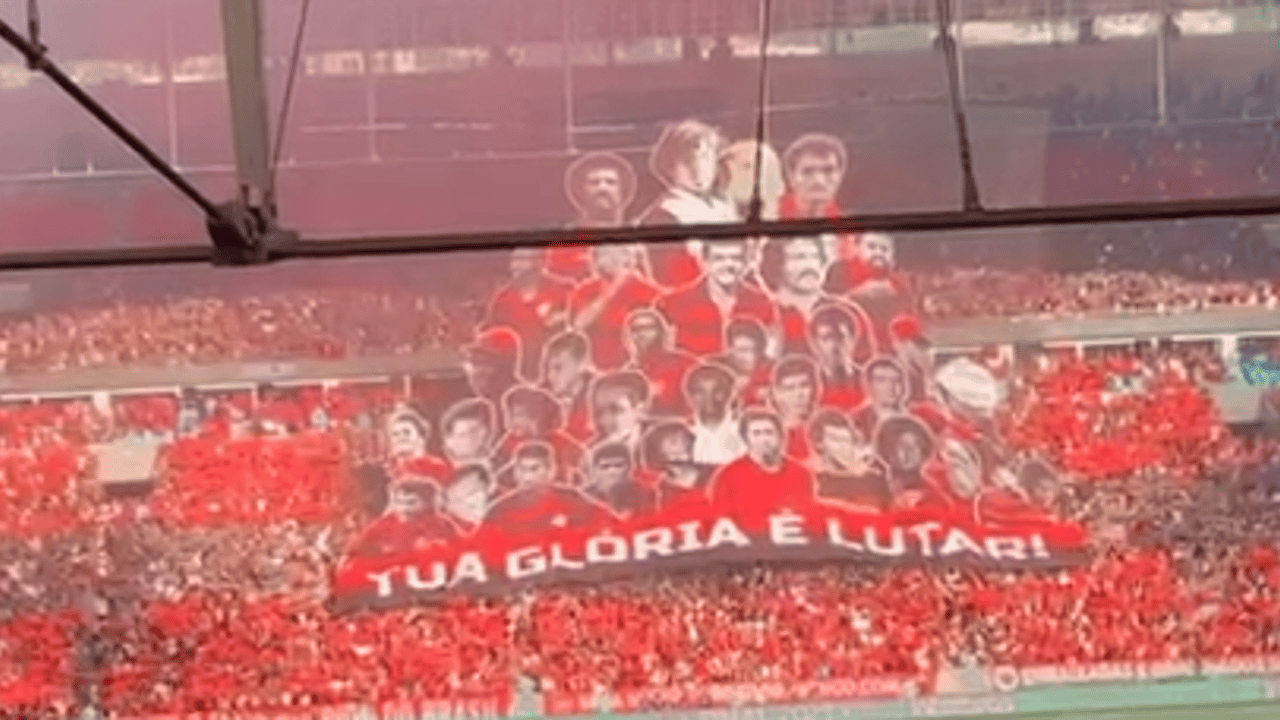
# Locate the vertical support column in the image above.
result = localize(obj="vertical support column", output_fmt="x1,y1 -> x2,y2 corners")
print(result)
562,0 -> 578,153
219,0 -> 276,216
954,0 -> 966,101
364,0 -> 379,162
165,0 -> 179,166
1155,0 -> 1169,125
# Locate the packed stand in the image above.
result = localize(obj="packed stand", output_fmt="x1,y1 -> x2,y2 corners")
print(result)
916,268 -> 1280,321
518,567 -> 936,701
0,255 -> 1277,379
3,395 -> 1279,717
0,400 -> 98,538
513,544 -> 1280,708
0,611 -> 80,719
999,344 -> 1230,482
97,592 -> 514,717
0,288 -> 493,375
0,257 -> 1275,379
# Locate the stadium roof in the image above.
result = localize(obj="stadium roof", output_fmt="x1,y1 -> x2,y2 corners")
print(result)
0,0 -> 1278,268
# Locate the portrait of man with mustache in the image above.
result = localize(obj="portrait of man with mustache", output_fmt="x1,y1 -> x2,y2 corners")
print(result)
552,151 -> 639,281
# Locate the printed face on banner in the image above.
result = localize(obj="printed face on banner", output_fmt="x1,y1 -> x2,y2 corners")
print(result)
868,360 -> 907,408
705,241 -> 749,289
783,133 -> 849,216
445,470 -> 490,526
584,168 -> 624,214
565,151 -> 637,227
389,483 -> 431,518
719,141 -> 785,218
862,232 -> 896,271
388,415 -> 428,459
783,238 -> 827,295
690,137 -> 720,193
744,416 -> 784,465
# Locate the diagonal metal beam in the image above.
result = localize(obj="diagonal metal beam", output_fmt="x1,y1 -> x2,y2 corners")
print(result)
0,194 -> 1274,272
0,16 -> 223,220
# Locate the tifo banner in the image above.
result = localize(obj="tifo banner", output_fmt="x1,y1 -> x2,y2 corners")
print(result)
324,120 -> 1090,610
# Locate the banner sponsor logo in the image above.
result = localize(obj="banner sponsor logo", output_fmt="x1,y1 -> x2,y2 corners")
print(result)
1201,654 -> 1280,677
988,660 -> 1198,692
613,677 -> 911,714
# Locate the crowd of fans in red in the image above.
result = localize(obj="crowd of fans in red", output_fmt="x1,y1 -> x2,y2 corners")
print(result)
0,289 -> 486,375
1000,345 -> 1230,482
0,333 -> 1275,717
0,261 -> 1273,377
0,241 -> 1278,717
5,539 -> 1280,718
0,612 -> 79,716
917,269 -> 1280,321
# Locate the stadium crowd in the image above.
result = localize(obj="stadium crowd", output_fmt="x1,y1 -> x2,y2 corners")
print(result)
0,277 -> 1274,718
917,268 -> 1280,321
0,261 -> 1273,376
2,120 -> 1280,720
0,289 -> 488,375
0,246 -> 1275,381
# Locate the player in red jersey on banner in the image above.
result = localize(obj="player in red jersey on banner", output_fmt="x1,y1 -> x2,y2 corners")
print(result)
485,442 -> 612,536
623,309 -> 697,418
492,386 -> 585,489
440,399 -> 497,471
440,464 -> 493,536
347,479 -> 458,557
715,318 -> 773,408
484,247 -> 572,381
587,371 -> 651,453
539,331 -> 597,444
580,442 -> 658,520
825,233 -> 914,349
384,408 -> 451,484
852,357 -> 915,439
780,133 -> 848,221
779,133 -> 861,282
808,304 -> 871,411
462,327 -> 524,408
568,244 -> 660,371
710,409 -> 816,529
656,238 -> 777,357
759,235 -> 874,361
767,356 -> 821,463
808,410 -> 893,513
642,422 -> 716,517
872,415 -> 953,511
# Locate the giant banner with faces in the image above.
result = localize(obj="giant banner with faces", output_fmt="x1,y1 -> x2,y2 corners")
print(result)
329,122 -> 1090,611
